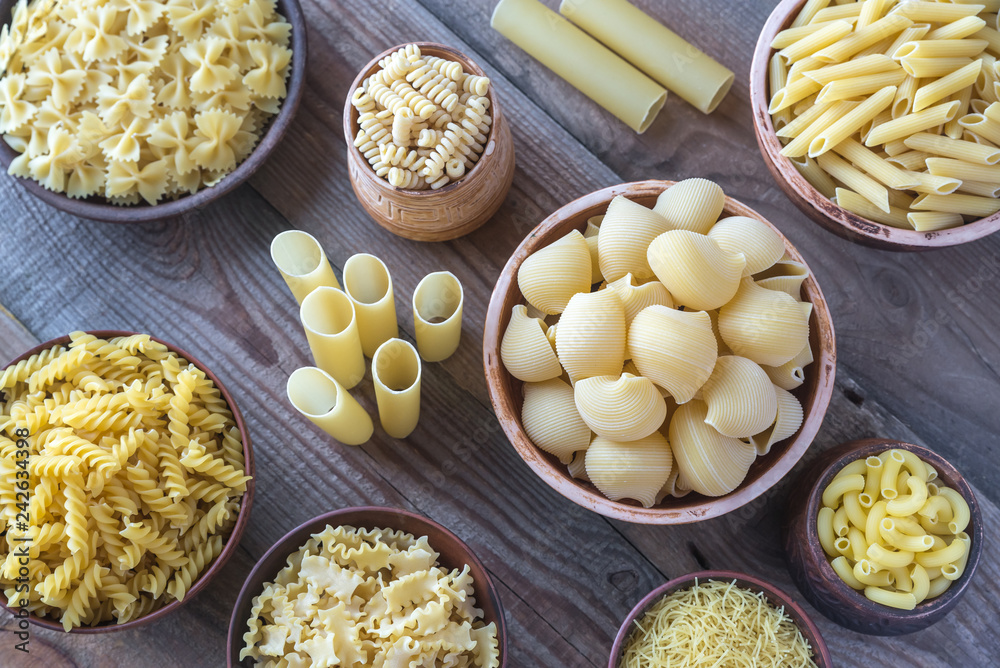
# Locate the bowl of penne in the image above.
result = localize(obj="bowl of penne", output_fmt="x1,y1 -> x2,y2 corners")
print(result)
751,0 -> 1000,250
0,330 -> 255,632
783,438 -> 983,635
483,179 -> 837,525
343,42 -> 516,242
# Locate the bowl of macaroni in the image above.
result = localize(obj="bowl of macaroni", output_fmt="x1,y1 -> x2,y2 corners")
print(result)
228,506 -> 506,667
0,0 -> 307,223
343,42 -> 516,242
783,438 -> 983,635
483,179 -> 837,524
0,330 -> 255,632
751,0 -> 1000,250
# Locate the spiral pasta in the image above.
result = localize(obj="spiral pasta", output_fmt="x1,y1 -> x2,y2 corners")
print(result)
352,43 -> 493,190
0,332 -> 250,629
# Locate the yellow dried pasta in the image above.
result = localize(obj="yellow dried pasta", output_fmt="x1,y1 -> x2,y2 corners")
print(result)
0,0 -> 293,204
0,332 -> 249,630
240,524 -> 500,667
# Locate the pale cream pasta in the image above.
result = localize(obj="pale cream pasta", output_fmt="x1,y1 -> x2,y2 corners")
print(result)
647,230 -> 746,311
669,401 -> 757,497
517,229 -> 592,315
573,373 -> 667,442
521,378 -> 591,463
584,433 -> 673,508
598,195 -> 673,281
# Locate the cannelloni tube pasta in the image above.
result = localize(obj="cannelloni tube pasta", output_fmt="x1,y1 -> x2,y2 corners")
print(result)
343,254 -> 400,358
817,448 -> 974,608
491,0 -> 667,133
270,231 -> 341,304
769,0 -> 1000,229
286,367 -> 373,446
557,0 -> 734,114
408,272 -> 465,363
372,338 -> 422,439
300,287 -> 366,390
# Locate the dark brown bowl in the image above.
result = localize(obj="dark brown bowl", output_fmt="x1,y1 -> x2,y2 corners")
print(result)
750,0 -> 1000,250
343,42 -> 516,242
0,330 -> 255,632
609,570 -> 832,667
783,438 -> 984,635
0,0 -> 307,223
483,180 -> 837,524
227,506 -> 507,667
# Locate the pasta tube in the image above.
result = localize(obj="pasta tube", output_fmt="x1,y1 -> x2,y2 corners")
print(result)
912,192 -> 1000,215
286,367 -> 373,446
300,287 -> 366,389
558,0 -> 733,113
865,100 -> 961,146
809,85 -> 897,156
372,338 -> 422,439
343,253 -> 399,358
270,230 -> 341,304
904,131 -> 1000,164
492,0 -> 667,133
412,271 -> 464,362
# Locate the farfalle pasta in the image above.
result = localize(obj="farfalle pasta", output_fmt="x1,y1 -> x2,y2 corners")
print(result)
0,0 -> 293,204
0,332 -> 249,629
240,524 -> 500,668
351,43 -> 493,190
501,179 -> 816,506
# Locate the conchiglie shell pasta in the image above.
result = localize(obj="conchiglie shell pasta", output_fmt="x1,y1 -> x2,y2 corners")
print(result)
763,341 -> 813,391
647,230 -> 746,310
753,256 -> 810,300
701,356 -> 778,439
706,310 -> 732,356
585,433 -> 673,508
718,277 -> 811,367
628,306 -> 718,404
517,229 -> 592,315
652,178 -> 726,234
707,216 -> 785,275
522,378 -> 592,463
500,305 -> 563,382
556,289 -> 627,381
574,373 -> 668,441
597,196 -> 674,282
585,215 -> 604,283
669,400 -> 757,497
604,273 -> 674,324
749,386 -> 804,456
568,449 -> 590,482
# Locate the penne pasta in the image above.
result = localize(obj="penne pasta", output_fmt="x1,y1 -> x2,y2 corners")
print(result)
835,188 -> 912,227
900,56 -> 975,77
957,179 -> 1000,195
817,69 -> 907,103
927,155 -> 1000,180
912,191 -> 1000,214
833,137 -> 921,188
779,20 -> 855,63
927,16 -> 988,41
773,19 -> 859,49
891,1 -> 985,24
809,85 -> 898,155
813,14 -> 915,63
782,101 -> 859,156
905,130 -> 1000,162
886,149 -> 931,170
865,100 -> 961,146
805,54 -> 901,85
914,60 -> 982,111
906,169 -> 963,194
792,155 -> 840,197
820,153 -> 892,211
794,0 -> 833,27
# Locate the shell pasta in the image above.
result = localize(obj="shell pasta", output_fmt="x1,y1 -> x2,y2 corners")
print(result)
501,179 -> 814,506
769,0 -> 1000,229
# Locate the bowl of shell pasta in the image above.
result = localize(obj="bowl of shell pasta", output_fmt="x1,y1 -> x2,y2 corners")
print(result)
0,330 -> 254,631
752,0 -> 1000,250
483,179 -> 837,524
0,0 -> 306,222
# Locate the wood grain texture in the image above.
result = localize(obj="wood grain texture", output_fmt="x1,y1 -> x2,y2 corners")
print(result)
0,0 -> 997,666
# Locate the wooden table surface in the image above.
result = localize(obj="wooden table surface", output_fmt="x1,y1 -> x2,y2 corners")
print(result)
1,0 -> 999,666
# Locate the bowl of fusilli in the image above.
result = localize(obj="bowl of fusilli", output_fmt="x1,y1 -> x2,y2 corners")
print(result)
0,330 -> 255,632
0,0 -> 307,223
344,42 -> 516,242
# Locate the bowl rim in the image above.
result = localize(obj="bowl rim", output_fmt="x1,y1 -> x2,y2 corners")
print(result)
795,437 -> 983,621
608,569 -> 832,668
341,41 -> 499,197
749,0 -> 1000,250
0,329 -> 256,632
225,505 -> 508,667
0,0 -> 308,223
483,179 -> 838,524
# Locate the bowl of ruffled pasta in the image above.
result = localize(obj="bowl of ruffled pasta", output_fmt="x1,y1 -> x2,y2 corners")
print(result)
343,41 -> 516,242
751,0 -> 1000,250
228,506 -> 506,667
0,0 -> 306,222
483,179 -> 837,525
0,330 -> 255,632
783,438 -> 983,636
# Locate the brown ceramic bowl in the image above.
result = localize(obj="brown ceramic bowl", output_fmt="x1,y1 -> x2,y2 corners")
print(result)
343,42 -> 516,242
783,438 -> 984,635
609,570 -> 832,667
0,330 -> 255,632
484,180 -> 837,524
227,506 -> 507,667
750,0 -> 1000,250
0,0 -> 306,223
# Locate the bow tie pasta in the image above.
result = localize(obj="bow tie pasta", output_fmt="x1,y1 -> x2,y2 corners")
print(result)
0,0 -> 293,205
